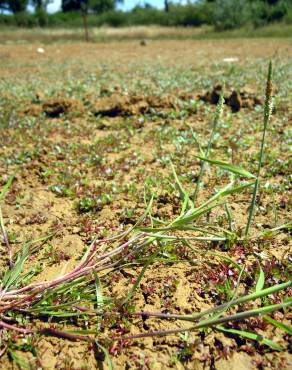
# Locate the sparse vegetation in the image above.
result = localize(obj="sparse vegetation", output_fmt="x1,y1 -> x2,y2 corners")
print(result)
0,37 -> 291,369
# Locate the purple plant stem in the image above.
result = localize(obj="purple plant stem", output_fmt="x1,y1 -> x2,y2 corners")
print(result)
0,320 -> 90,342
0,233 -> 148,315
131,311 -> 192,320
0,345 -> 7,358
121,326 -> 192,341
0,259 -> 121,312
0,320 -> 34,334
40,327 -> 91,341
4,233 -> 144,298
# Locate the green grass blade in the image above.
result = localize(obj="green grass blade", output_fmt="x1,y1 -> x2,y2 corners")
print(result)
217,325 -> 283,351
170,161 -> 194,210
175,182 -> 253,226
95,341 -> 114,370
193,300 -> 291,329
2,243 -> 30,289
263,316 -> 292,335
225,203 -> 233,231
178,281 -> 291,322
174,201 -> 225,226
255,265 -> 265,293
121,251 -> 158,306
195,156 -> 255,179
0,176 -> 14,202
8,350 -> 31,370
94,274 -> 104,314
124,299 -> 291,341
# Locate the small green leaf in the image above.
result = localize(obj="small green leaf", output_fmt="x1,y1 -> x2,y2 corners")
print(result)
170,161 -> 194,210
95,341 -> 113,370
94,274 -> 104,313
195,156 -> 255,179
0,175 -> 14,202
8,350 -> 31,370
2,243 -> 30,289
174,181 -> 254,226
256,265 -> 265,293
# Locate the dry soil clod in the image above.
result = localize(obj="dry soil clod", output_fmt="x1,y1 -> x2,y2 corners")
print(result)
42,97 -> 84,118
200,85 -> 263,112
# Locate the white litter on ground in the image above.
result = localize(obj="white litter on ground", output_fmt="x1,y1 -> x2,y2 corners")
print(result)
37,47 -> 45,54
223,57 -> 239,63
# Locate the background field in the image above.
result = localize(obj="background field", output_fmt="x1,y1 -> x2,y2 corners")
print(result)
1,23 -> 292,44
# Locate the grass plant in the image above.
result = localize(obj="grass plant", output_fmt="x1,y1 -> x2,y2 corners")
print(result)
245,61 -> 274,236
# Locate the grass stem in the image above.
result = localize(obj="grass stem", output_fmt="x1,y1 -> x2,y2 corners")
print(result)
245,61 -> 273,236
193,88 -> 225,203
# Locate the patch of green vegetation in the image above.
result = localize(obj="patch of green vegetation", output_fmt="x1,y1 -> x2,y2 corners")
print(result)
0,40 -> 291,369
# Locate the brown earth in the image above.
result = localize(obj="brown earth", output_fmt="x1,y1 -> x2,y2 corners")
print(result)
200,85 -> 263,112
0,39 -> 291,369
23,88 -> 263,119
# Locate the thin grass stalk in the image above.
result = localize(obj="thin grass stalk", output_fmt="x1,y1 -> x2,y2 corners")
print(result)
121,249 -> 159,306
193,89 -> 225,203
131,280 -> 291,322
192,300 -> 291,328
1,281 -> 290,338
245,61 -> 273,236
123,300 -> 291,341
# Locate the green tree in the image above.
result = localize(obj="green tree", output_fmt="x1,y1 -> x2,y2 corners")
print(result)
32,0 -> 42,9
29,0 -> 52,26
211,0 -> 251,30
62,0 -> 82,12
0,0 -> 28,13
61,0 -> 122,42
90,0 -> 122,13
62,0 -> 122,13
0,0 -> 8,10
164,0 -> 169,12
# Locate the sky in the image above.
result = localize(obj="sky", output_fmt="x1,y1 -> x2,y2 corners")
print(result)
47,1 -> 188,14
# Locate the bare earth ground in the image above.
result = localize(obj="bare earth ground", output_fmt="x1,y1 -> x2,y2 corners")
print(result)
0,39 -> 291,369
